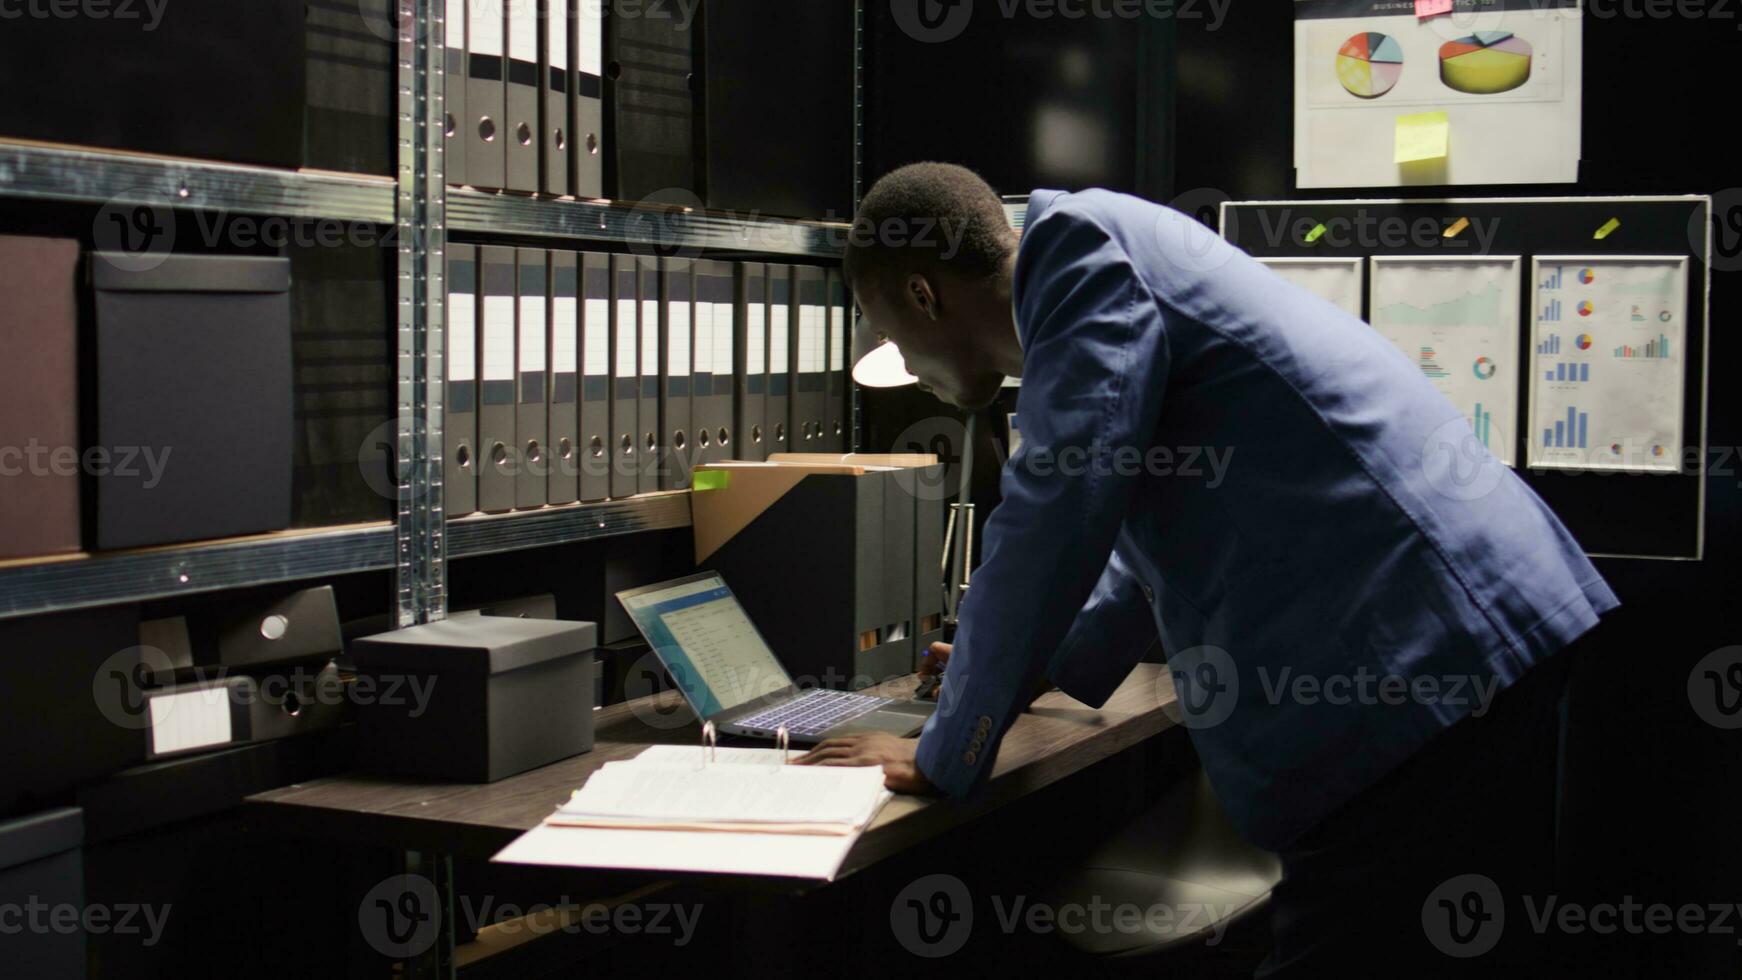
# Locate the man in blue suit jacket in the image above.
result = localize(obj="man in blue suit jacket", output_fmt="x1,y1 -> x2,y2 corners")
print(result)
798,163 -> 1616,971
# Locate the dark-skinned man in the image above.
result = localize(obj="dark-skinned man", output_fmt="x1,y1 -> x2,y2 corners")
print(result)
796,163 -> 1615,973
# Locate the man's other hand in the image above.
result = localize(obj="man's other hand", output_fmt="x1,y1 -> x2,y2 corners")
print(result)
793,732 -> 938,795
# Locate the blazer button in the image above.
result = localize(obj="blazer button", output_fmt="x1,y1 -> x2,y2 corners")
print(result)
963,751 -> 978,765
969,737 -> 984,752
977,715 -> 993,729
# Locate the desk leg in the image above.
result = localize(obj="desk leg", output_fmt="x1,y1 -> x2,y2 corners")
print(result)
401,850 -> 456,980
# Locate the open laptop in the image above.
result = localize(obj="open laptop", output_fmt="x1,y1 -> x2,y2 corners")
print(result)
616,572 -> 935,743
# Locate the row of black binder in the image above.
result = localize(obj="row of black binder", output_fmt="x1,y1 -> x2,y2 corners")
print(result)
446,247 -> 852,515
445,0 -> 603,196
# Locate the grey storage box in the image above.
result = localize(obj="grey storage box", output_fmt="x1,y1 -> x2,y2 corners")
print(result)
351,616 -> 597,782
0,808 -> 85,979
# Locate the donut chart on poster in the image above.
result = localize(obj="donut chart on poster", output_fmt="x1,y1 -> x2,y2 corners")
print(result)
1440,31 -> 1534,95
1337,32 -> 1404,99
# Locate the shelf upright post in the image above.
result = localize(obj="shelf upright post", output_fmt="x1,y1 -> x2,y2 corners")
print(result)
394,0 -> 449,628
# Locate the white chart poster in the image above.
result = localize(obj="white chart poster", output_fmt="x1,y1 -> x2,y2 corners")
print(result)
1293,0 -> 1582,188
1370,256 -> 1522,466
1258,257 -> 1366,319
1527,257 -> 1689,473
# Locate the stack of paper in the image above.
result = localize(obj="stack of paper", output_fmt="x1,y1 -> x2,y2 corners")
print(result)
492,746 -> 893,880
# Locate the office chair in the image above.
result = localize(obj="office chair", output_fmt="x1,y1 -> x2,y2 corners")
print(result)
1040,767 -> 1281,965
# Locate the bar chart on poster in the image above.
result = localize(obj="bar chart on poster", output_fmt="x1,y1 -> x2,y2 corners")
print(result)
1370,256 -> 1522,466
1529,257 -> 1689,473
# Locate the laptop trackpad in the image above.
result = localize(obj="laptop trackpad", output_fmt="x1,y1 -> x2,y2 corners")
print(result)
829,711 -> 925,738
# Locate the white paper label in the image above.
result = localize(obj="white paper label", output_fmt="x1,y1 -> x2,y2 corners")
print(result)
446,0 -> 465,51
585,299 -> 611,377
470,0 -> 503,57
550,0 -> 568,70
578,0 -> 603,75
520,293 -> 547,372
148,686 -> 232,756
746,305 -> 766,378
553,295 -> 578,372
713,300 -> 735,374
616,303 -> 636,376
449,291 -> 476,381
507,0 -> 536,62
484,295 -> 515,380
669,302 -> 691,373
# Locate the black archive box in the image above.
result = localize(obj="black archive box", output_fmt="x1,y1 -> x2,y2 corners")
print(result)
351,616 -> 598,782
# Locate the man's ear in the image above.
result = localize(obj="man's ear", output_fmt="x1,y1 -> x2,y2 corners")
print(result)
904,272 -> 939,321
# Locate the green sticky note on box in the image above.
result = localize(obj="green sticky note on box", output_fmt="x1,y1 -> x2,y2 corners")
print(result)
1396,111 -> 1450,164
692,470 -> 730,492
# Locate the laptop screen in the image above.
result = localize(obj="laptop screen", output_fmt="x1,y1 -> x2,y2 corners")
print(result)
619,574 -> 793,717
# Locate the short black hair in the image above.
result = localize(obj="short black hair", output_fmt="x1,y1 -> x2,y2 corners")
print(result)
843,162 -> 1016,293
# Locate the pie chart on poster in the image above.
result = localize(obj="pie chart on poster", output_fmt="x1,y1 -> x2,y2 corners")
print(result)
1440,31 -> 1534,95
1337,32 -> 1404,99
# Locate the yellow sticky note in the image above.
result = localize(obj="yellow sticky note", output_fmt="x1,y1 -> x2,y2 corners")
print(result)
1444,217 -> 1471,238
1595,218 -> 1621,240
1396,112 -> 1450,164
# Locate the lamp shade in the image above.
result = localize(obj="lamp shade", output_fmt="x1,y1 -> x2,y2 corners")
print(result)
851,339 -> 919,388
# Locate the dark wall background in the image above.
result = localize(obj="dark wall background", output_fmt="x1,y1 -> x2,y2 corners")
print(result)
867,8 -> 1739,976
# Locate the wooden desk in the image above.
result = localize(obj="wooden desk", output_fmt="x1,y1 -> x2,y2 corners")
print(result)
246,665 -> 1179,976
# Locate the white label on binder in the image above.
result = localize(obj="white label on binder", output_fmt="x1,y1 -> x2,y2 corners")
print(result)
450,289 -> 477,381
446,0 -> 465,51
642,300 -> 659,380
470,0 -> 503,56
148,686 -> 233,756
692,300 -> 712,373
714,299 -> 734,375
616,298 -> 637,376
746,302 -> 766,378
549,0 -> 568,70
520,291 -> 547,372
578,0 -> 603,76
484,295 -> 515,380
803,306 -> 826,372
769,306 -> 790,371
507,0 -> 535,62
554,294 -> 578,373
585,299 -> 611,377
669,301 -> 691,374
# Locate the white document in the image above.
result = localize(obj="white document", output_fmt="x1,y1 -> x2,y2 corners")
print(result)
1527,256 -> 1689,473
491,746 -> 892,881
1370,256 -> 1523,466
553,763 -> 885,829
1258,256 -> 1366,318
1293,0 -> 1583,187
492,821 -> 874,880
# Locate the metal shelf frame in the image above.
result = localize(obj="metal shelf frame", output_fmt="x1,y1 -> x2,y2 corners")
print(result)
0,140 -> 397,224
446,187 -> 848,259
0,0 -> 870,627
0,525 -> 397,621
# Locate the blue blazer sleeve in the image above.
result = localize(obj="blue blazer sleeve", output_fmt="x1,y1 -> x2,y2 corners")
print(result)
1046,544 -> 1161,707
915,203 -> 1170,797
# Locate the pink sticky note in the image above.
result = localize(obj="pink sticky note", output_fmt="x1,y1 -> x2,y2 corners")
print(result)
1416,0 -> 1453,17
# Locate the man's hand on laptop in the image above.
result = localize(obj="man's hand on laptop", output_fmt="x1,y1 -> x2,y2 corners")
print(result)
793,733 -> 938,795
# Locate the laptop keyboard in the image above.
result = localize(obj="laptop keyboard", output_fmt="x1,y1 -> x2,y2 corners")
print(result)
736,689 -> 896,738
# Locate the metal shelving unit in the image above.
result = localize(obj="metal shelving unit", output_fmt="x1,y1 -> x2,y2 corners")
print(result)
0,140 -> 397,223
447,187 -> 848,259
0,1 -> 859,630
0,525 -> 396,621
447,493 -> 691,560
